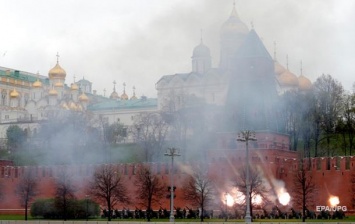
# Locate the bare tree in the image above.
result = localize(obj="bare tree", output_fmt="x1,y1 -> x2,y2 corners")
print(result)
15,168 -> 38,220
130,112 -> 169,162
134,165 -> 166,221
233,166 -> 269,219
339,93 -> 355,155
54,166 -> 76,221
182,168 -> 215,222
88,164 -> 129,221
313,74 -> 344,156
104,121 -> 127,145
292,158 -> 316,222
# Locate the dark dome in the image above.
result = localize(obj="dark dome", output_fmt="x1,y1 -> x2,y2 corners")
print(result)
192,43 -> 211,57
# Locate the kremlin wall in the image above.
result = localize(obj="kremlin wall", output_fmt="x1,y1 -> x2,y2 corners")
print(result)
0,131 -> 354,217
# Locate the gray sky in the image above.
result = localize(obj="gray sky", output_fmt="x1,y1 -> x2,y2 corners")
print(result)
0,0 -> 354,97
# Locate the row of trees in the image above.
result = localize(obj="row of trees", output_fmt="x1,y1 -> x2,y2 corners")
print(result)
12,167 -> 100,220
88,164 -> 215,222
281,74 -> 355,157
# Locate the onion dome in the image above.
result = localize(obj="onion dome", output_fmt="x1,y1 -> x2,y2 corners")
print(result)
120,82 -> 128,100
10,89 -> 19,98
71,83 -> 79,91
54,82 -> 64,87
69,102 -> 77,110
49,88 -> 58,96
121,92 -> 128,100
274,62 -> 287,75
33,79 -> 42,88
130,86 -> 137,100
49,62 -> 66,79
79,92 -> 89,102
110,91 -> 119,99
61,102 -> 69,110
221,5 -> 248,36
278,70 -> 299,86
192,42 -> 211,58
110,81 -> 120,99
298,75 -> 312,91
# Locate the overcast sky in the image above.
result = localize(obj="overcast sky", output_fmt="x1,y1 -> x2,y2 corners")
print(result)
0,0 -> 354,97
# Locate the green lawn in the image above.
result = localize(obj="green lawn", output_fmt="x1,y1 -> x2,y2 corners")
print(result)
1,215 -> 354,222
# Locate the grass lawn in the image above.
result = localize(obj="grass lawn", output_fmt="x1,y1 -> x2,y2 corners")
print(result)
0,216 -> 354,222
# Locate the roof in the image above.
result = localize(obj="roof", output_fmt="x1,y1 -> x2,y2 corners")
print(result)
235,29 -> 273,60
0,66 -> 48,84
76,78 -> 92,84
87,97 -> 157,111
156,72 -> 205,85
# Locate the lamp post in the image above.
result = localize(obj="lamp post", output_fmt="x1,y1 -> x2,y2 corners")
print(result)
164,147 -> 180,222
237,130 -> 257,223
224,192 -> 228,221
85,195 -> 90,221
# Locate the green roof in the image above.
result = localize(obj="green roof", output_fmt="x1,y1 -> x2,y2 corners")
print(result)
0,67 -> 48,84
88,97 -> 157,111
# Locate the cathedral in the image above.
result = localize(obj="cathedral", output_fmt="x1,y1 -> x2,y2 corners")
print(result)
156,4 -> 312,132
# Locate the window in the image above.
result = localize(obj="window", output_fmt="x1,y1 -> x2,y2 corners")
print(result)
1,90 -> 7,105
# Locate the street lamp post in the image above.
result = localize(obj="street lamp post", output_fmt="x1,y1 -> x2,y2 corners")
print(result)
85,195 -> 90,221
237,130 -> 257,223
164,147 -> 180,222
224,192 -> 228,222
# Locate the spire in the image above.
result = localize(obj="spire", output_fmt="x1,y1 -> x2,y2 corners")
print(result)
300,60 -> 303,75
286,55 -> 289,70
73,75 -> 76,83
273,41 -> 277,61
200,29 -> 203,44
123,82 -> 126,94
250,21 -> 254,29
103,88 -> 106,97
230,0 -> 239,18
113,80 -> 116,92
56,52 -> 60,63
131,86 -> 138,100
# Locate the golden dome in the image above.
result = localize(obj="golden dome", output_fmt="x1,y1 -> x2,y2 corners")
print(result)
48,88 -> 58,96
278,70 -> 299,86
69,102 -> 77,110
298,75 -> 312,91
79,92 -> 89,102
274,62 -> 286,75
49,62 -> 66,79
33,79 -> 42,88
221,6 -> 249,36
121,92 -> 128,100
10,89 -> 19,98
71,83 -> 79,91
54,82 -> 64,87
61,102 -> 69,110
130,94 -> 137,100
110,91 -> 119,99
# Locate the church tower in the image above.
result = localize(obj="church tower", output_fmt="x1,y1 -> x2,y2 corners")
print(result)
225,29 -> 281,132
191,36 -> 211,74
219,3 -> 249,71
